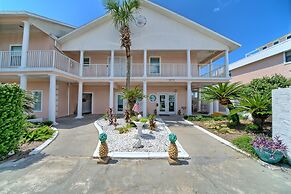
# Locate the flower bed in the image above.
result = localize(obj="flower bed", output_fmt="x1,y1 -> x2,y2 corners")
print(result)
94,118 -> 190,159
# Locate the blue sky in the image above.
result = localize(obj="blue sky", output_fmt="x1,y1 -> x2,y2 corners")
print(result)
1,0 -> 290,63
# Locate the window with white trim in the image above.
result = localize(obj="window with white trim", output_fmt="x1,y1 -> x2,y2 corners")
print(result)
285,50 -> 291,63
32,90 -> 42,112
83,57 -> 90,67
149,57 -> 160,74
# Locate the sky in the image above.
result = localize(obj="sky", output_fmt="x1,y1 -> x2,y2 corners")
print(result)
0,0 -> 290,63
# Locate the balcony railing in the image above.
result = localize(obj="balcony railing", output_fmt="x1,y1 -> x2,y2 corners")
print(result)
199,65 -> 227,78
83,64 -> 110,77
0,50 -> 80,76
147,63 -> 187,77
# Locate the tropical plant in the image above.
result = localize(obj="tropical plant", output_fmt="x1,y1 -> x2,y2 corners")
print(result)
104,0 -> 141,90
231,93 -> 272,130
148,114 -> 156,131
242,74 -> 291,97
22,125 -> 55,143
202,82 -> 244,124
122,87 -> 144,115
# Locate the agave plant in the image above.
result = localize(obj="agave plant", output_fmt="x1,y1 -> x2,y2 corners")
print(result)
231,93 -> 272,130
104,0 -> 141,90
202,82 -> 243,124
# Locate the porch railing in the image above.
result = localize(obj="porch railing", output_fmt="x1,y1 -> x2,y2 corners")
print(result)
147,63 -> 187,77
0,50 -> 80,76
83,64 -> 110,77
199,65 -> 227,78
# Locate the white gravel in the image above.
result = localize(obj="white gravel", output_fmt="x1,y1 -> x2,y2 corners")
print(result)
97,118 -> 170,152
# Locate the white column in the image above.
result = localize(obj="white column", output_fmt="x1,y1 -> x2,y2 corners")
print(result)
67,83 -> 70,116
143,81 -> 147,117
225,49 -> 229,77
19,74 -> 27,90
143,49 -> 147,77
110,50 -> 114,77
187,81 -> 192,115
109,81 -> 114,109
76,82 -> 83,119
198,88 -> 202,112
209,101 -> 214,115
48,74 -> 57,124
21,21 -> 30,68
209,60 -> 212,77
213,100 -> 219,113
79,50 -> 84,76
187,49 -> 191,78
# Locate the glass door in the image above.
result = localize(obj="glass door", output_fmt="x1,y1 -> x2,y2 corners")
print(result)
168,94 -> 175,113
159,94 -> 166,113
10,45 -> 22,66
116,93 -> 124,113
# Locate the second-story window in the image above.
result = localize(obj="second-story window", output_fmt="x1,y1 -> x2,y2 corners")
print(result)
285,50 -> 291,63
149,57 -> 161,75
83,57 -> 90,67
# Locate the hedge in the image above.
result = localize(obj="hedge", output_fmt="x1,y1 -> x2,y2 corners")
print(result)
0,83 -> 25,159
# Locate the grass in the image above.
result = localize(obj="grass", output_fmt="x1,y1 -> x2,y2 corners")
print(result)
232,135 -> 256,157
185,115 -> 228,122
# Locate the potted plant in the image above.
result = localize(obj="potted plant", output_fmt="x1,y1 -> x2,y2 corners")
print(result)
252,136 -> 287,164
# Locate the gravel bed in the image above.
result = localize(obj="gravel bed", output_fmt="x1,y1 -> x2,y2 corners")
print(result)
97,118 -> 171,152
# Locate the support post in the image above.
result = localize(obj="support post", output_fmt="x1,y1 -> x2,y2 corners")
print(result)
225,49 -> 229,77
187,81 -> 192,116
187,49 -> 191,78
110,50 -> 114,77
198,88 -> 202,112
143,81 -> 147,117
109,81 -> 114,109
49,74 -> 57,124
19,74 -> 27,90
143,49 -> 147,77
21,21 -> 30,68
209,101 -> 214,115
67,83 -> 71,116
79,50 -> 84,76
76,81 -> 83,119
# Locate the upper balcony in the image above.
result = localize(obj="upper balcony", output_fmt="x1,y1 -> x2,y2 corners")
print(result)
0,49 -> 229,81
0,50 -> 80,76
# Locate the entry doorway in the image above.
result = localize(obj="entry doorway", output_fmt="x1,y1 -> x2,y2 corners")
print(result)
115,92 -> 125,114
82,93 -> 92,114
157,93 -> 177,115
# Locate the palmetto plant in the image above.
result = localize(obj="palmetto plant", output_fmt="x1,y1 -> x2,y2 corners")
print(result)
202,82 -> 244,124
122,87 -> 144,115
104,0 -> 140,90
231,93 -> 272,130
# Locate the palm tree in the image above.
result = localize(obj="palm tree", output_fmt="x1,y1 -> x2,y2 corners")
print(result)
202,82 -> 243,124
231,93 -> 272,130
104,0 -> 140,90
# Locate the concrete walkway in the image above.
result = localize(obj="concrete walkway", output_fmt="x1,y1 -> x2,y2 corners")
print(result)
0,115 -> 290,193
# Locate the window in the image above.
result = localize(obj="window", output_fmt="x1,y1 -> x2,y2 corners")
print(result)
10,45 -> 22,66
149,57 -> 160,74
32,90 -> 42,112
285,50 -> 291,63
83,57 -> 90,67
262,46 -> 267,50
273,41 -> 279,45
287,35 -> 291,40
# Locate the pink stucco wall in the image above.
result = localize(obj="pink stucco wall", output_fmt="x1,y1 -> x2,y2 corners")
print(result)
231,53 -> 290,83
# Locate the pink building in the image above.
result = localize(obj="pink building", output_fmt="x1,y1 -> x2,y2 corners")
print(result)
230,33 -> 291,83
0,1 -> 240,123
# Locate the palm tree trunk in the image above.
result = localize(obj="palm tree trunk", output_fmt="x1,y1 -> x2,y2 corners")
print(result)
125,47 -> 131,90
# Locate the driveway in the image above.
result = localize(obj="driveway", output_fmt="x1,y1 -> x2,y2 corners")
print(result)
0,115 -> 290,194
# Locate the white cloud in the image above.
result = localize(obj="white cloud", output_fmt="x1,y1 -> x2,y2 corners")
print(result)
213,7 -> 220,12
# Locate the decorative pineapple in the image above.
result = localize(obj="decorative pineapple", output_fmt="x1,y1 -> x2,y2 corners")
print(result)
97,133 -> 110,164
168,133 -> 180,165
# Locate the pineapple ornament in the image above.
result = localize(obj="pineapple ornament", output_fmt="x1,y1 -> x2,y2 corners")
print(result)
97,133 -> 110,164
168,133 -> 180,165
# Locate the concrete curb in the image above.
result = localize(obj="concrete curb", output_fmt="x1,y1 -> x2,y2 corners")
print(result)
183,119 -> 289,171
29,127 -> 59,155
93,120 -> 190,159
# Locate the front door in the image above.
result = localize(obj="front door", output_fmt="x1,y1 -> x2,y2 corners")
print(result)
115,93 -> 125,114
158,93 -> 176,115
82,93 -> 92,114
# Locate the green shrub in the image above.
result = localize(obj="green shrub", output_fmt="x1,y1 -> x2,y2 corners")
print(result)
41,120 -> 53,126
22,126 -> 55,143
232,135 -> 256,156
116,124 -> 133,134
245,124 -> 259,132
139,118 -> 148,123
27,115 -> 36,119
0,83 -> 25,159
